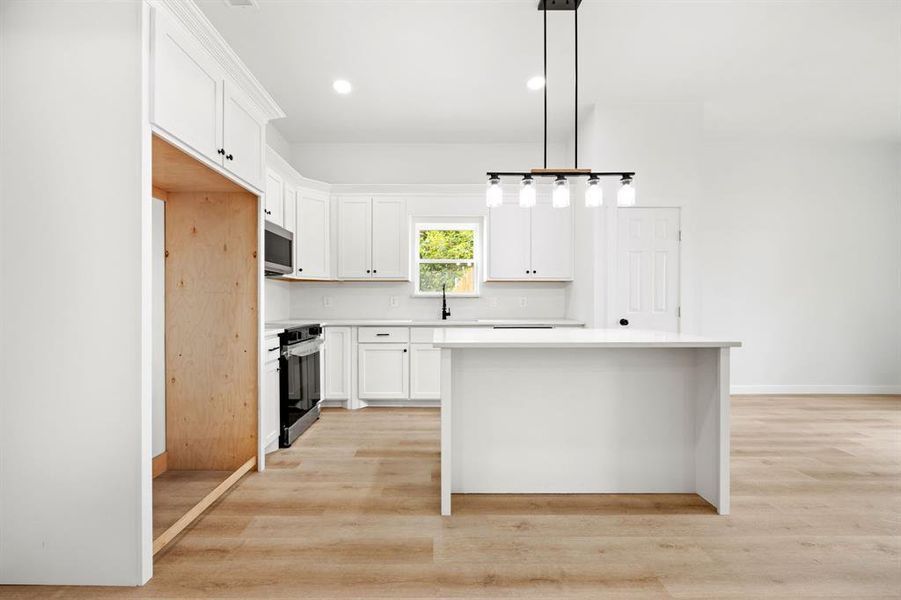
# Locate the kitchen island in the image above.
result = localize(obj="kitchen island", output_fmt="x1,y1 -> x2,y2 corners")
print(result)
434,328 -> 741,516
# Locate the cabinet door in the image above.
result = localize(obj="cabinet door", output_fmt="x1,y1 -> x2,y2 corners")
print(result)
323,327 -> 351,400
338,197 -> 372,278
409,343 -> 441,400
530,202 -> 574,280
150,7 -> 223,163
223,82 -> 265,190
264,169 -> 284,226
296,190 -> 330,279
488,202 -> 531,279
283,185 -> 297,236
263,359 -> 281,451
358,343 -> 409,400
371,198 -> 408,279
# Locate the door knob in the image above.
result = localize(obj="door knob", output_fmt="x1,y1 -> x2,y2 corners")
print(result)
619,318 -> 629,327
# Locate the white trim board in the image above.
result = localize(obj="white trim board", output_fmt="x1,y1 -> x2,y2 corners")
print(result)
731,385 -> 901,395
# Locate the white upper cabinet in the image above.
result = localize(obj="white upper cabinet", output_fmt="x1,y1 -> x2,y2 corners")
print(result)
149,4 -> 283,192
150,8 -> 223,161
283,184 -> 297,236
488,200 -> 573,281
371,198 -> 408,279
530,202 -> 574,280
488,202 -> 531,280
338,197 -> 372,278
264,169 -> 284,226
296,190 -> 330,279
223,82 -> 265,190
338,197 -> 408,280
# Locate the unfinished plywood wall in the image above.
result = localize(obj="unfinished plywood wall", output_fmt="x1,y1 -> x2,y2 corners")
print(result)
165,191 -> 258,470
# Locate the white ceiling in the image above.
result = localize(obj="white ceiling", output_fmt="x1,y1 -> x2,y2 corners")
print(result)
198,0 -> 901,144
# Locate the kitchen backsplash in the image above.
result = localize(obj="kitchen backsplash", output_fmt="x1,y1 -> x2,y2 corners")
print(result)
266,279 -> 569,321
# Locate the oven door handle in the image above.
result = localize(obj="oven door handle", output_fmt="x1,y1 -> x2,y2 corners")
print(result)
283,337 -> 323,359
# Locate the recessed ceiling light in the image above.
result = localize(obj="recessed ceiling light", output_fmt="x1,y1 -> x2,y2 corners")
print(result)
333,79 -> 352,95
526,75 -> 545,91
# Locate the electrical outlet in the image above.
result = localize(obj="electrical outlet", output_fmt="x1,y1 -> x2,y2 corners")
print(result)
519,297 -> 528,308
323,296 -> 333,308
489,297 -> 498,308
389,296 -> 399,308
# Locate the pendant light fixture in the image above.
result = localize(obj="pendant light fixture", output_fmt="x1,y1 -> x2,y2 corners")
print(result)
519,175 -> 537,207
585,174 -> 603,207
552,175 -> 570,208
617,175 -> 636,206
486,0 -> 636,209
486,174 -> 503,208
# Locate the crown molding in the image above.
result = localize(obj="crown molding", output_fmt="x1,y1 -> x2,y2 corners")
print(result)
150,0 -> 286,122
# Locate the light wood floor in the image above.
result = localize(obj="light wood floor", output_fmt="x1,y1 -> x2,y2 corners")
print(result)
2,395 -> 899,599
153,470 -> 231,539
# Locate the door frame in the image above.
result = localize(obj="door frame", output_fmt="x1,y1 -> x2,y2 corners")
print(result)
603,206 -> 683,332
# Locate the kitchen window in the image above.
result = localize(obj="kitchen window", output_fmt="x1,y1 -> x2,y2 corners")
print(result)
414,221 -> 481,296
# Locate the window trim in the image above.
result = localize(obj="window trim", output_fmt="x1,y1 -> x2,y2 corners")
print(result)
413,221 -> 481,297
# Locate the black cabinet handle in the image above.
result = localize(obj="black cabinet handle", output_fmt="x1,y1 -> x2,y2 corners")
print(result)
226,153 -> 234,161
533,270 -> 537,274
376,333 -> 390,337
619,318 -> 629,327
372,269 -> 377,274
403,348 -> 407,353
267,346 -> 280,352
366,269 -> 371,273
217,148 -> 225,155
298,268 -> 303,272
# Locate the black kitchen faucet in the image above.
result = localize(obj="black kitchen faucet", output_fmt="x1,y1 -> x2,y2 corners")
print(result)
441,284 -> 451,320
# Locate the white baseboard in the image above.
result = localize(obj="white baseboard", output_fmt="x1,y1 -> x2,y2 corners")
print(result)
731,385 -> 901,395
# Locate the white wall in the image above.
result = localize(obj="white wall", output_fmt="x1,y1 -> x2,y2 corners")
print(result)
266,122 -> 292,162
0,0 -> 149,585
582,102 -> 901,393
291,142 -> 567,184
699,140 -> 901,393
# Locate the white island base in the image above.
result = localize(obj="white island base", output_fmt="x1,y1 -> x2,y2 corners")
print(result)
435,328 -> 741,516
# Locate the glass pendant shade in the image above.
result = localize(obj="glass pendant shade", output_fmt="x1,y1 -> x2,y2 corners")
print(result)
519,177 -> 537,208
585,178 -> 603,207
552,177 -> 570,208
486,177 -> 503,208
617,178 -> 636,206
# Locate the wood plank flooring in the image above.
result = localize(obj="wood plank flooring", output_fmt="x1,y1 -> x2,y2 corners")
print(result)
153,470 -> 232,539
2,395 -> 899,599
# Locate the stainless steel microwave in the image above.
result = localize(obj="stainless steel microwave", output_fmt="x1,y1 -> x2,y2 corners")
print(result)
264,221 -> 293,276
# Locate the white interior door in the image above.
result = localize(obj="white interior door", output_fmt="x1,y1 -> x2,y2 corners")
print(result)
615,207 -> 681,332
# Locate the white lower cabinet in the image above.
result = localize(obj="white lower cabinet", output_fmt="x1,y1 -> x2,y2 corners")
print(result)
262,340 -> 281,452
410,343 -> 441,400
358,343 -> 409,400
323,327 -> 351,399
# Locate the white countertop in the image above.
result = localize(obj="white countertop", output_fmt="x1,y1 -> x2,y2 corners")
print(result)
264,318 -> 585,332
432,327 -> 741,349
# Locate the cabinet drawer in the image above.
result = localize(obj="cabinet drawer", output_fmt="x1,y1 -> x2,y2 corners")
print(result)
264,336 -> 281,362
410,327 -> 436,344
357,327 -> 410,343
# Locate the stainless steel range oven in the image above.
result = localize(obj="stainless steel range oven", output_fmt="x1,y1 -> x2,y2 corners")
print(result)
279,325 -> 323,447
